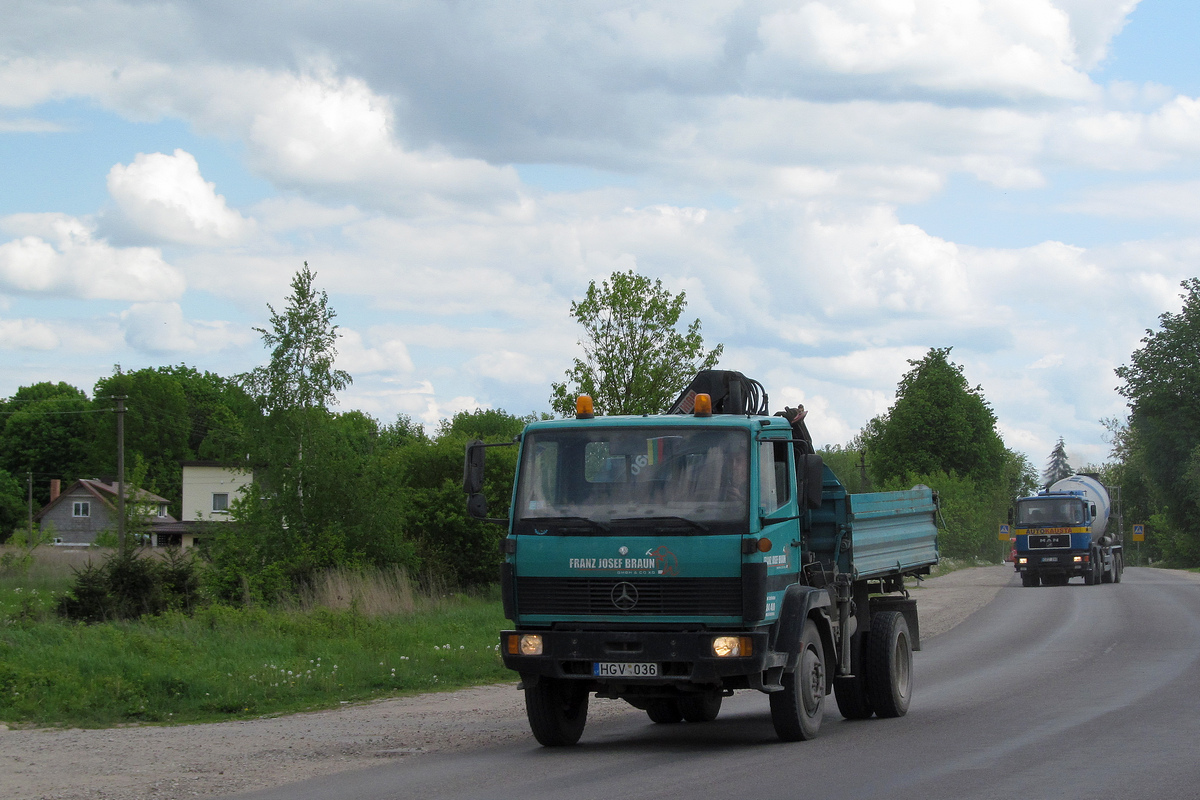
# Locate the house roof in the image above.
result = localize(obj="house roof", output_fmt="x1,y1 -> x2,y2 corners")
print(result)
34,479 -> 176,523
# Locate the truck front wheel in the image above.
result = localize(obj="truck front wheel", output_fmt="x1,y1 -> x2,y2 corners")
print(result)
679,691 -> 722,722
525,678 -> 589,746
770,618 -> 826,741
865,611 -> 912,718
1021,571 -> 1039,587
645,700 -> 683,723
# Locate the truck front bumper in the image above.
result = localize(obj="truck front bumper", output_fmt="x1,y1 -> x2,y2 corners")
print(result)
500,628 -> 776,686
1018,553 -> 1087,575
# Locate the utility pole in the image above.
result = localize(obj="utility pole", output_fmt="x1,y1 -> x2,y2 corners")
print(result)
27,471 -> 33,550
116,395 -> 126,552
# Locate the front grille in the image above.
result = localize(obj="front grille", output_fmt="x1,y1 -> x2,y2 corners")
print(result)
516,577 -> 742,616
1028,533 -> 1071,549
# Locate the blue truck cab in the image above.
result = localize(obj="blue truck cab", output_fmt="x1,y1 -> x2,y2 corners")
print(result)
464,371 -> 939,745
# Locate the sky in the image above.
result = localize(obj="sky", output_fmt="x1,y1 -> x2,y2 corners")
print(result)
2,0 -> 1198,473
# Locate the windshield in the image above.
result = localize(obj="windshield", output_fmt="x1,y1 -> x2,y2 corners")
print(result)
514,426 -> 749,534
1016,497 -> 1084,527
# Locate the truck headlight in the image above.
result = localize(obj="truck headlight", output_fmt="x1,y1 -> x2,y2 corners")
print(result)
1073,556 -> 1083,563
1018,557 -> 1027,565
507,634 -> 543,655
712,636 -> 752,657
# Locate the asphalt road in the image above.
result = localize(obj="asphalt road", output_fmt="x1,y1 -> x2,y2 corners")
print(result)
226,567 -> 1200,800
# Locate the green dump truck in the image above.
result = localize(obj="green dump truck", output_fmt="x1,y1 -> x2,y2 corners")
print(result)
464,371 -> 939,745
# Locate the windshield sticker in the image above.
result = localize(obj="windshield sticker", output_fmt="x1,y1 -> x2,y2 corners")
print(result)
569,546 -> 680,576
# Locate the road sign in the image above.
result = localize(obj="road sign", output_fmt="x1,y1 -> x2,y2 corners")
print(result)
1133,524 -> 1145,542
998,524 -> 1010,541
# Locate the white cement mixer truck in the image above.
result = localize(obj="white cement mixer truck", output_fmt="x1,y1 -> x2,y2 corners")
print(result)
1011,474 -> 1123,587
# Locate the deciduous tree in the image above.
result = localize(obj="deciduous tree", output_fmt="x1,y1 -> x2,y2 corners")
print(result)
1116,278 -> 1200,564
864,347 -> 1006,486
0,382 -> 98,506
237,263 -> 352,534
550,270 -> 723,416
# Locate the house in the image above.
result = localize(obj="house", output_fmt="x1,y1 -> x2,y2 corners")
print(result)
152,461 -> 253,549
34,478 -> 175,546
181,461 -> 253,522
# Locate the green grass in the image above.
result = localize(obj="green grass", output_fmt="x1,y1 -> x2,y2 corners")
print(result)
0,594 -> 511,728
0,548 -> 513,728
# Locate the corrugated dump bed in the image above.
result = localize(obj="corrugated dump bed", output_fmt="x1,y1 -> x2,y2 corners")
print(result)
847,487 -> 940,579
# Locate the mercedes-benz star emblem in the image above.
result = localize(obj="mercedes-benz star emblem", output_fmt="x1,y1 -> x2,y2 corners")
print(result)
611,581 -> 639,611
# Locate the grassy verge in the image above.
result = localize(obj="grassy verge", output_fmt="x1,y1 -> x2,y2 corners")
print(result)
0,548 -> 512,729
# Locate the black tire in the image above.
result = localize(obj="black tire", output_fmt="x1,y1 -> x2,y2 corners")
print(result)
1021,571 -> 1039,587
833,632 -> 873,719
1114,553 -> 1123,583
646,699 -> 683,724
865,611 -> 912,719
524,678 -> 589,746
1084,556 -> 1098,585
679,692 -> 722,722
1101,553 -> 1114,583
770,618 -> 826,741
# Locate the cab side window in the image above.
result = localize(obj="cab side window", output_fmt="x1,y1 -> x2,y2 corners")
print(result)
759,440 -> 792,514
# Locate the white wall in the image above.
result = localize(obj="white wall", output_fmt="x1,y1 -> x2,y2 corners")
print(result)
181,465 -> 252,522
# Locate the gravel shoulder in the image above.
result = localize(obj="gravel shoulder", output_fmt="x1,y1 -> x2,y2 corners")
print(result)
2,565 -> 1016,800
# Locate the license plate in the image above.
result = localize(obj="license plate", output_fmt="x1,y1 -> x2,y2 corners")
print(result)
593,662 -> 659,677
1041,556 -> 1057,562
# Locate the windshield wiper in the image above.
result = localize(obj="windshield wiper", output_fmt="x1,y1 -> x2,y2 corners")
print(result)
526,515 -> 610,534
610,515 -> 709,533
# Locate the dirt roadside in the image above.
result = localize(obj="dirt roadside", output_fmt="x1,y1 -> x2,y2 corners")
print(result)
1,565 -> 1016,800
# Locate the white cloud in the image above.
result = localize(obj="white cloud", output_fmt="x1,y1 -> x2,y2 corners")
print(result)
0,116 -> 65,132
120,302 -> 252,355
464,350 -> 553,385
748,0 -> 1096,101
250,197 -> 362,233
0,214 -> 184,301
0,317 -> 60,350
107,150 -> 255,245
334,328 -> 415,375
1062,180 -> 1200,220
242,70 -> 523,212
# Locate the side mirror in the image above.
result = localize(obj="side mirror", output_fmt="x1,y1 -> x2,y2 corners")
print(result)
467,493 -> 489,519
463,439 -> 486,495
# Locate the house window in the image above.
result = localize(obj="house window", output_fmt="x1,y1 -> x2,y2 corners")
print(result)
212,493 -> 229,513
73,501 -> 90,518
158,504 -> 167,517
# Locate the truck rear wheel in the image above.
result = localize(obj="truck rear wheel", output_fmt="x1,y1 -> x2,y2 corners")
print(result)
679,692 -> 722,722
1021,572 -> 1039,587
525,678 -> 589,746
645,699 -> 683,724
865,611 -> 912,718
1114,553 -> 1123,583
770,618 -> 826,741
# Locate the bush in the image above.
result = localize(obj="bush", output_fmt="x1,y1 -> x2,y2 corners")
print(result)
56,549 -> 204,623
